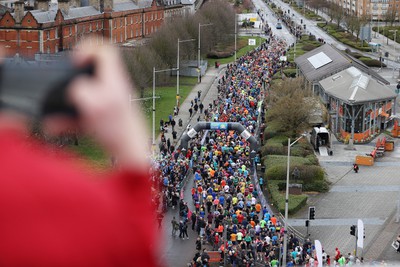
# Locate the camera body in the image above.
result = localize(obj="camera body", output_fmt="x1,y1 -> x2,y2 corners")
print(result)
0,61 -> 94,119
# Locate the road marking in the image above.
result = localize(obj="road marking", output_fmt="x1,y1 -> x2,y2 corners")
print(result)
288,217 -> 386,226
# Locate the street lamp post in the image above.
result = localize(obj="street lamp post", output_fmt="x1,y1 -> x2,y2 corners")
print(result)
198,23 -> 213,83
177,38 -> 195,108
389,29 -> 398,52
153,67 -> 177,156
283,134 -> 306,267
235,14 -> 237,61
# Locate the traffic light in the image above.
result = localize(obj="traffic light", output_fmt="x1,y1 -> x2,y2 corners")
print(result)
350,225 -> 356,236
308,206 -> 315,220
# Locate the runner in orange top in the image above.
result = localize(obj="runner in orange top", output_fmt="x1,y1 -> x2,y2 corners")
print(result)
270,215 -> 277,226
255,203 -> 261,213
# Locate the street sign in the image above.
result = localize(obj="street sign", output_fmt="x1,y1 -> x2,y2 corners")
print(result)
248,39 -> 256,46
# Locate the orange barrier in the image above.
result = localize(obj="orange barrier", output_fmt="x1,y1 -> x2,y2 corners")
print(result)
355,155 -> 374,166
206,251 -> 222,263
385,141 -> 394,151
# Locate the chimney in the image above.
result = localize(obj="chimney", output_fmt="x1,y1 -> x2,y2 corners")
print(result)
58,0 -> 70,14
13,1 -> 25,24
36,0 -> 50,11
89,0 -> 100,10
102,0 -> 113,12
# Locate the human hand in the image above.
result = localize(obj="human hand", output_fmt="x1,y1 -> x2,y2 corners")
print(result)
67,40 -> 150,171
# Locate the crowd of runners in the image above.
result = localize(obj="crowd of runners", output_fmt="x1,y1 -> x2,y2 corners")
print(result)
150,24 -> 368,266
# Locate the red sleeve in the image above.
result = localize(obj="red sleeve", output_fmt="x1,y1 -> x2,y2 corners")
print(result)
0,129 -> 161,267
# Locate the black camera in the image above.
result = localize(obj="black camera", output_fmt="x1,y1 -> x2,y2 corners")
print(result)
0,61 -> 94,119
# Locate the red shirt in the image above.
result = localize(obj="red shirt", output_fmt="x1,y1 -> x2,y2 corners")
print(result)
0,129 -> 160,267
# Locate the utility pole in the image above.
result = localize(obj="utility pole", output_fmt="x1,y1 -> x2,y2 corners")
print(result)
198,23 -> 212,83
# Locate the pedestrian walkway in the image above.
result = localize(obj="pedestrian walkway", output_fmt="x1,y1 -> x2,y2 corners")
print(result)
155,66 -> 224,151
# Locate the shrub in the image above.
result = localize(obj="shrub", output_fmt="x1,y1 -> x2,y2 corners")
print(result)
272,72 -> 282,80
265,164 -> 324,182
303,180 -> 329,192
302,44 -> 317,51
207,51 -> 233,58
267,181 -> 308,214
359,57 -> 386,67
266,135 -> 288,146
283,68 -> 297,78
261,145 -> 286,157
263,125 -> 279,141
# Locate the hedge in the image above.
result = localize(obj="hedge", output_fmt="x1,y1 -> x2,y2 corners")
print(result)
265,164 -> 325,183
264,155 -> 317,173
359,57 -> 387,68
267,181 -> 308,215
283,68 -> 297,78
302,180 -> 329,192
263,125 -> 281,141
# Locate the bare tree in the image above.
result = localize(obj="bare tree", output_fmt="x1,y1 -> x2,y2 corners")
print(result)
307,0 -> 327,15
330,2 -> 345,28
383,8 -> 397,26
344,14 -> 359,37
123,46 -> 165,98
266,78 -> 312,136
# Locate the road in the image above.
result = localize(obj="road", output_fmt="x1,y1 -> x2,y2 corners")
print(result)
159,66 -> 224,267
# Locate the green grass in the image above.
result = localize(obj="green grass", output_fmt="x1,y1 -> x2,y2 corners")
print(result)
142,76 -> 197,137
208,36 -> 266,66
267,180 -> 308,215
68,136 -> 110,170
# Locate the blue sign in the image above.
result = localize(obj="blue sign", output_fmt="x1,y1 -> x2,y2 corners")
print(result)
210,122 -> 228,130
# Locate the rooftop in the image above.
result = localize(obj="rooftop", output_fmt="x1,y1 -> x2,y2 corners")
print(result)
319,66 -> 397,104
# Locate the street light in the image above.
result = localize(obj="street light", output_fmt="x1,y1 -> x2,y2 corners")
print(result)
177,38 -> 195,108
389,29 -> 398,52
282,134 -> 306,267
235,14 -> 238,62
198,23 -> 213,83
152,67 -> 177,156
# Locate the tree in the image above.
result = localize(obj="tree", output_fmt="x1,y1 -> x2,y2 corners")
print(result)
307,0 -> 327,15
344,14 -> 359,38
330,2 -> 345,28
383,8 -> 397,26
266,78 -> 312,136
123,46 -> 165,98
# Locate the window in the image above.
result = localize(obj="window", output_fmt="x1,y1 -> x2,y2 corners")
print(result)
89,24 -> 92,31
69,26 -> 72,35
46,31 -> 50,39
55,30 -> 58,38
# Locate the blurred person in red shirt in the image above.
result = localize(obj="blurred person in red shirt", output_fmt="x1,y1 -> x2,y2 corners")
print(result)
0,42 -> 160,267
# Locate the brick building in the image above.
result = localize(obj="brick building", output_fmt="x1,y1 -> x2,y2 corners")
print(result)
0,0 -> 166,58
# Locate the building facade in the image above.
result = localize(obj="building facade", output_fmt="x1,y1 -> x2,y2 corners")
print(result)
327,0 -> 400,20
0,0 -> 166,58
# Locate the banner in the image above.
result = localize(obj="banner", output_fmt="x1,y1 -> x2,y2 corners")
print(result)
357,219 -> 364,248
315,240 -> 323,267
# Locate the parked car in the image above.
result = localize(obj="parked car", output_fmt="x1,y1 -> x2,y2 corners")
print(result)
276,22 -> 282,29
